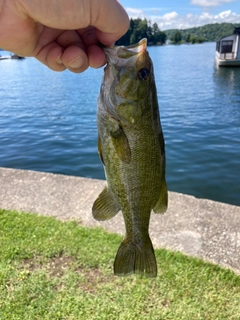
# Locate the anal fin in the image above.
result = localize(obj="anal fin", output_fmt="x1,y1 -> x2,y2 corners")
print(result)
92,187 -> 120,221
153,179 -> 168,214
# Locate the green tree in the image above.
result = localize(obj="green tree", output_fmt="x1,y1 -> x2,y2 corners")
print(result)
186,34 -> 191,43
130,19 -> 150,44
150,22 -> 167,44
115,18 -> 167,46
172,31 -> 182,44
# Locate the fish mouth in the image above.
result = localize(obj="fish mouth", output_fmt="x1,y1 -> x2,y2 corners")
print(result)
104,38 -> 147,63
102,38 -> 148,105
116,38 -> 147,59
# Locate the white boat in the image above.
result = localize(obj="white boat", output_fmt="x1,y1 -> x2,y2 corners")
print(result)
215,27 -> 240,67
0,53 -> 25,60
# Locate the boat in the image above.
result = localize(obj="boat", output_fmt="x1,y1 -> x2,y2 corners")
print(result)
0,55 -> 10,60
215,27 -> 240,67
0,53 -> 25,60
11,53 -> 25,59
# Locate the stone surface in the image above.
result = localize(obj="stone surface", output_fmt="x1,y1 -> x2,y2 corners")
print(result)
0,167 -> 239,274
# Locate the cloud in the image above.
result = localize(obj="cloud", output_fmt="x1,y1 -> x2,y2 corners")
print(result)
126,8 -> 146,19
126,7 -> 240,30
125,7 -> 167,18
191,0 -> 236,7
162,12 -> 179,21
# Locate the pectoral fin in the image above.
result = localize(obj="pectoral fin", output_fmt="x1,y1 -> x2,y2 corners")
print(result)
92,187 -> 120,221
110,126 -> 131,164
153,179 -> 168,214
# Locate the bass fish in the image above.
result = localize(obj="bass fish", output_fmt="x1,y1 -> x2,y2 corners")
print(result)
92,39 -> 168,277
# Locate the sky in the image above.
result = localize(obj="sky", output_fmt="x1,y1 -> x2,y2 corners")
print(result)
120,0 -> 240,30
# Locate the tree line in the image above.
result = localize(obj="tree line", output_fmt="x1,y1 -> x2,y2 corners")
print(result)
115,18 -> 167,46
164,22 -> 240,43
116,19 -> 240,46
170,30 -> 205,44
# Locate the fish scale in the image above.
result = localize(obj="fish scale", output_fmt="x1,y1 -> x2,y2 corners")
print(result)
92,39 -> 168,277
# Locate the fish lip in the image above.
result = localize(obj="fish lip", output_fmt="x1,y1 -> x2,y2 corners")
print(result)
123,38 -> 147,51
104,38 -> 148,62
101,38 -> 148,110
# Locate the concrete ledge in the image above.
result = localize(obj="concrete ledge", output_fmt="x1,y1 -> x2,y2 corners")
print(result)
0,167 -> 239,274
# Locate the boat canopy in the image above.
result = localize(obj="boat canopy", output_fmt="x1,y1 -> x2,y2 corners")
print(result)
216,28 -> 240,60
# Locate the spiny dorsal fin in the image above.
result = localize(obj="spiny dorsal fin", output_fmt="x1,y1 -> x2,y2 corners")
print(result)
92,187 -> 120,221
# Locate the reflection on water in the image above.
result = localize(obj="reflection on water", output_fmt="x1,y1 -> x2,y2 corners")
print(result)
0,44 -> 240,206
213,67 -> 240,121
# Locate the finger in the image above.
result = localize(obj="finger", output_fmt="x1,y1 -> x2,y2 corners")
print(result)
33,27 -> 66,71
36,42 -> 66,71
37,44 -> 89,73
61,46 -> 89,73
87,44 -> 106,68
34,29 -> 89,72
55,30 -> 89,73
76,27 -> 105,68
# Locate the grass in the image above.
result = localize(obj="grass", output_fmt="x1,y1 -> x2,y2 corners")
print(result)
0,209 -> 239,320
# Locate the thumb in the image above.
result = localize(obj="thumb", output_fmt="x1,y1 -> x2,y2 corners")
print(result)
91,0 -> 129,45
19,0 -> 129,44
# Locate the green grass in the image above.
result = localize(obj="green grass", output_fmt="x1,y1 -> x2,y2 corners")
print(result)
0,209 -> 239,320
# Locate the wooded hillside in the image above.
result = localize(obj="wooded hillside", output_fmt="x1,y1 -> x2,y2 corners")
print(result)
114,20 -> 240,46
164,22 -> 240,43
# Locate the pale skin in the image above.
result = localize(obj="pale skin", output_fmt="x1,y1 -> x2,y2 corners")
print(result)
0,0 -> 129,72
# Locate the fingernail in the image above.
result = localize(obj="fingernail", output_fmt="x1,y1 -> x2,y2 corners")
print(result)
56,54 -> 63,64
68,55 -> 83,69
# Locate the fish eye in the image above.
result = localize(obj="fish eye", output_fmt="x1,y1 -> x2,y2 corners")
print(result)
138,68 -> 150,81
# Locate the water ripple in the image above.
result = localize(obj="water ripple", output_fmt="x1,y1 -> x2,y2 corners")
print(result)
0,44 -> 240,206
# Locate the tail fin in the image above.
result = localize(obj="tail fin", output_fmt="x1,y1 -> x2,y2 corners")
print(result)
113,236 -> 157,277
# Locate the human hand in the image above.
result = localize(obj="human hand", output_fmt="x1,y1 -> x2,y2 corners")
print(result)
0,0 -> 129,72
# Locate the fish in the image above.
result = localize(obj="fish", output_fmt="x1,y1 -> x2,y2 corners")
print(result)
92,39 -> 168,277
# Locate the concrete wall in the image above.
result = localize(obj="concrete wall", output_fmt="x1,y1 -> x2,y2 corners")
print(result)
0,167 -> 239,274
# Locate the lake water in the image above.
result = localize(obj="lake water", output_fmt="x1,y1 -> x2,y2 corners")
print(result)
0,43 -> 240,206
